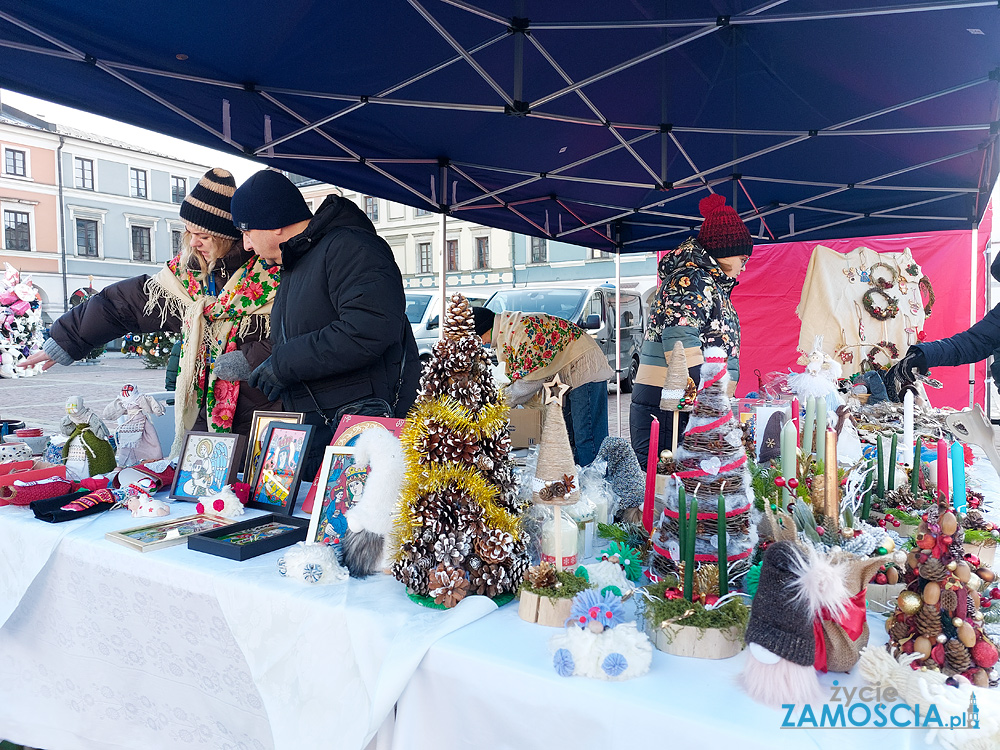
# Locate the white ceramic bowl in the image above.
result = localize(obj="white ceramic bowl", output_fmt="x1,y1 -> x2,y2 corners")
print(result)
2,433 -> 49,455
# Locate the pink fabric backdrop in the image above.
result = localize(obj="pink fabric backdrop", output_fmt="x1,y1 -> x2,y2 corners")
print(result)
730,227 -> 989,408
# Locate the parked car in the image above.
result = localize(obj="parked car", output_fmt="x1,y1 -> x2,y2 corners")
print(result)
408,292 -> 488,362
484,284 -> 643,393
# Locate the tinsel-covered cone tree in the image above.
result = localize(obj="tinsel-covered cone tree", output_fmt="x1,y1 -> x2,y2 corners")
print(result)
392,293 -> 529,607
649,346 -> 755,586
885,503 -> 1000,687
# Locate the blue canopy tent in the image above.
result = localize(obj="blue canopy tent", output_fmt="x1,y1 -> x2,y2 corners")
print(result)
0,0 -> 997,251
1,1 -> 998,419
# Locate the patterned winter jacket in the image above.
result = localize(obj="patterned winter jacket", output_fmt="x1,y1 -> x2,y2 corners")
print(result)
632,238 -> 740,407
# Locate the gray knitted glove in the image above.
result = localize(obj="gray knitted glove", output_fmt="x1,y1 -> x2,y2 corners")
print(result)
213,350 -> 253,381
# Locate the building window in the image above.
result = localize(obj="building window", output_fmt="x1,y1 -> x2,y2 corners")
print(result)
364,196 -> 378,222
418,242 -> 433,274
475,237 -> 490,270
530,236 -> 547,263
171,229 -> 184,258
446,239 -> 459,272
415,207 -> 431,217
131,225 -> 152,262
76,218 -> 99,257
589,247 -> 613,259
171,176 -> 186,204
3,210 -> 30,251
75,158 -> 94,190
130,168 -> 148,199
4,149 -> 26,177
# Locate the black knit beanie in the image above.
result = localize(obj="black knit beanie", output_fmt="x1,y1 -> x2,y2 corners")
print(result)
179,168 -> 240,240
745,541 -> 815,666
473,307 -> 496,337
696,194 -> 753,259
231,169 -> 313,231
757,412 -> 785,464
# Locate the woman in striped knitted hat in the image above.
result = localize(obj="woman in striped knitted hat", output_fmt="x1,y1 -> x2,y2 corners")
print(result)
22,168 -> 284,459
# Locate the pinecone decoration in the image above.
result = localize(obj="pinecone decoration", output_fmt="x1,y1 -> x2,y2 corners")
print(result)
475,528 -> 515,564
884,486 -> 915,509
506,540 -> 529,588
524,562 -> 558,590
444,293 -> 475,340
890,618 -> 911,641
433,531 -> 469,564
944,638 -> 972,673
429,563 -> 470,608
393,559 -> 430,596
963,509 -> 987,530
471,562 -> 508,597
919,558 -> 949,582
940,589 -> 958,613
914,604 -> 943,637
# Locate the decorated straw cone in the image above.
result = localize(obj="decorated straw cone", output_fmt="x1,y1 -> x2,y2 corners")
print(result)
532,375 -> 579,507
660,341 -> 689,411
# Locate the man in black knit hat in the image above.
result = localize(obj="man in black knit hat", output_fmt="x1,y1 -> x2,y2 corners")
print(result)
230,169 -> 420,476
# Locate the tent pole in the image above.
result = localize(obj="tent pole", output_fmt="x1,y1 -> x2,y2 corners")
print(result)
968,225 -> 977,408
615,248 -> 622,438
440,211 -> 448,336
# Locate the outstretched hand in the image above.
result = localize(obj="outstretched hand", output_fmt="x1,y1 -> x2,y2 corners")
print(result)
17,351 -> 57,371
884,346 -> 927,402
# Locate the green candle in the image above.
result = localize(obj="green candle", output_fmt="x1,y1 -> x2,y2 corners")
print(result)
911,438 -> 921,494
888,433 -> 897,492
862,459 -> 874,521
717,491 -> 728,597
677,482 -> 687,565
876,435 -> 885,499
684,496 -> 698,601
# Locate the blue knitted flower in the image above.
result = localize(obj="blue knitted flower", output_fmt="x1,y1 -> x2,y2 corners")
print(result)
601,652 -> 628,677
553,648 -> 575,677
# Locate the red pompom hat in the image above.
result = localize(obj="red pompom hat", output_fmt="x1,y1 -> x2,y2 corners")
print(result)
696,194 -> 753,259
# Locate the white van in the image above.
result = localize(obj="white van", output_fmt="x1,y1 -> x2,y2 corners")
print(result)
407,293 -> 487,362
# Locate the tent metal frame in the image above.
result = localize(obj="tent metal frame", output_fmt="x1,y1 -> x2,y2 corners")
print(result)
1,1 -> 996,252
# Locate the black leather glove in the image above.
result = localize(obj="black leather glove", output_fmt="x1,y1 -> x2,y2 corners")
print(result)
884,346 -> 928,402
248,356 -> 284,401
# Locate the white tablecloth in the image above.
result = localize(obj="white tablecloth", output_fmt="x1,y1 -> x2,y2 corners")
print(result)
393,604 -> 935,750
0,504 -> 496,750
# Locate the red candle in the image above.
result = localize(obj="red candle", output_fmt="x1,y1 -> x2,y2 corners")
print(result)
643,416 -> 660,533
937,438 -> 949,506
791,398 -> 800,447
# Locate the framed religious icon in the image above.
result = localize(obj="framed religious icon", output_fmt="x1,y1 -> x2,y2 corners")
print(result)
169,431 -> 244,502
243,410 -> 305,481
248,422 -> 314,514
306,446 -> 367,546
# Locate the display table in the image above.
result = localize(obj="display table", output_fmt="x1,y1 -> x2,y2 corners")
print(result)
0,505 -> 496,750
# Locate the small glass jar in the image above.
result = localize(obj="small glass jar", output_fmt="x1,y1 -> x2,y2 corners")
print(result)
540,508 -> 578,571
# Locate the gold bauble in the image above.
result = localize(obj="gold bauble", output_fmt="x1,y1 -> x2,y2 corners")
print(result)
881,537 -> 896,554
897,590 -> 922,615
659,449 -> 673,462
953,617 -> 964,628
947,561 -> 958,571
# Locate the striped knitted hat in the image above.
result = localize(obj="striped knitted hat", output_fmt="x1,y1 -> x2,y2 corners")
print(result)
180,168 -> 240,240
697,194 -> 752,259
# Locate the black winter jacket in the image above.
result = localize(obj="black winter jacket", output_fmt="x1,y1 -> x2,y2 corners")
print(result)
270,195 -> 420,420
918,253 -> 1000,371
48,247 -> 277,434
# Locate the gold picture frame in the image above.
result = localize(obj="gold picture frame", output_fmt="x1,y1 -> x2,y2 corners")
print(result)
244,410 -> 304,481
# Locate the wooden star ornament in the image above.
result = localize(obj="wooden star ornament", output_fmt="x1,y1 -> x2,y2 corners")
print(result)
543,373 -> 571,406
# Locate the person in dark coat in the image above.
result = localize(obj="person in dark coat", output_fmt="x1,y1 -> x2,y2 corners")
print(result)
226,169 -> 419,476
886,253 -> 1000,400
165,337 -> 183,391
20,168 -> 280,455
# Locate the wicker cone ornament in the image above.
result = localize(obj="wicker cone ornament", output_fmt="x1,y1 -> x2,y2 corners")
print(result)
533,375 -> 579,506
660,341 -> 689,411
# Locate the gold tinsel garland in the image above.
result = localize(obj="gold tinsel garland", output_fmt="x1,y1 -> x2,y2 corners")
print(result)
391,396 -> 522,559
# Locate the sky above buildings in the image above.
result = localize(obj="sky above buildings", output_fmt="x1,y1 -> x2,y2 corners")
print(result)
1,88 -> 262,181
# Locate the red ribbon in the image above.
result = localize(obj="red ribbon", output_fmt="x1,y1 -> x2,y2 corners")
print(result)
813,588 -> 867,673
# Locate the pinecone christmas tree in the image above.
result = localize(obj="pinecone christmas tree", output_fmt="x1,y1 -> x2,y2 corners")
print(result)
648,346 -> 754,589
391,293 -> 528,608
885,504 -> 1000,687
